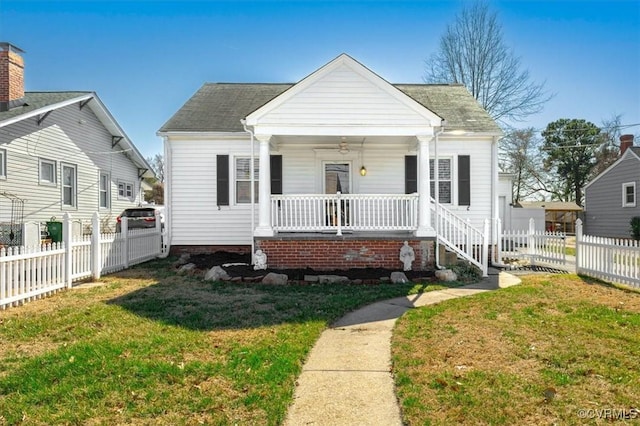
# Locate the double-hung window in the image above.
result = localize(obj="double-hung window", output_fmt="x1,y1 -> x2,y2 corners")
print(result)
39,158 -> 56,185
623,182 -> 636,207
235,157 -> 259,204
429,158 -> 452,203
118,181 -> 134,201
0,149 -> 6,179
62,163 -> 77,207
99,172 -> 110,208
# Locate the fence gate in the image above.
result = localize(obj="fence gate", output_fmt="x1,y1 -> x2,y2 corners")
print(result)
496,218 -> 568,269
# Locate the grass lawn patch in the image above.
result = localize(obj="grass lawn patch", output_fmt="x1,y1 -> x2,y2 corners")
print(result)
0,257 -> 449,425
392,274 -> 640,425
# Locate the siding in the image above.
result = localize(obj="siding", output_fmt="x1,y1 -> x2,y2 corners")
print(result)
169,137 -> 257,245
168,136 -> 495,246
584,155 -> 640,237
0,103 -> 142,232
258,64 -> 432,127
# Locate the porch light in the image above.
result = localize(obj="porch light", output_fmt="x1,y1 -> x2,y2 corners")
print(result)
360,166 -> 367,176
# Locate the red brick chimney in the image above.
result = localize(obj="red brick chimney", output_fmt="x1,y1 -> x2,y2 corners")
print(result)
0,42 -> 26,112
620,134 -> 634,156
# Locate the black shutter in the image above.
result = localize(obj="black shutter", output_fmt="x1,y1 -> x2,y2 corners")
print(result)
216,155 -> 229,206
405,155 -> 417,194
270,155 -> 282,194
458,155 -> 470,206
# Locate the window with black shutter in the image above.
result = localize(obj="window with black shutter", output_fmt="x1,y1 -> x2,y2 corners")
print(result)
216,155 -> 229,206
458,155 -> 470,206
270,155 -> 282,195
405,155 -> 417,194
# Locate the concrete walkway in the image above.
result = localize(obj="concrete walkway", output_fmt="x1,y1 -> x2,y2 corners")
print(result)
283,269 -> 521,426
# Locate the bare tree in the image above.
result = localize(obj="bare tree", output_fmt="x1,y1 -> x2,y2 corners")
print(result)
591,115 -> 622,177
146,153 -> 165,183
424,1 -> 551,122
499,127 -> 545,202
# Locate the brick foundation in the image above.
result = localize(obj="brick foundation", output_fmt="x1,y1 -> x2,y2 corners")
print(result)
255,238 -> 434,271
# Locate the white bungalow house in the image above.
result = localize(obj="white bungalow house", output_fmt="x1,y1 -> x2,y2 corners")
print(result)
158,54 -> 503,274
0,43 -> 154,245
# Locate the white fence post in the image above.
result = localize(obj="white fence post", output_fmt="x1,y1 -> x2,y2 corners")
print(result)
63,213 -> 72,288
575,218 -> 582,273
482,219 -> 489,277
122,216 -> 129,269
494,217 -> 502,265
91,212 -> 101,280
528,218 -> 536,266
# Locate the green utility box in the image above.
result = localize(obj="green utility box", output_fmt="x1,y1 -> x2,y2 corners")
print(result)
46,221 -> 63,243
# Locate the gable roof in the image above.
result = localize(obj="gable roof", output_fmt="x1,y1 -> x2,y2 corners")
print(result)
584,146 -> 640,190
158,55 -> 501,135
0,91 -> 154,178
159,83 -> 500,134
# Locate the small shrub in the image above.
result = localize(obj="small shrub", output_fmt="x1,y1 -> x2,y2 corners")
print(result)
631,216 -> 640,240
450,261 -> 482,283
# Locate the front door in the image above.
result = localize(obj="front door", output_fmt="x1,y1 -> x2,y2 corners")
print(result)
323,163 -> 350,226
324,163 -> 350,195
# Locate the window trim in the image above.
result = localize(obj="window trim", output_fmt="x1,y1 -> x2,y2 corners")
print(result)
39,158 -> 57,186
118,180 -> 135,201
99,171 -> 111,209
0,149 -> 6,179
429,157 -> 453,204
622,182 -> 636,207
234,156 -> 259,205
61,163 -> 77,208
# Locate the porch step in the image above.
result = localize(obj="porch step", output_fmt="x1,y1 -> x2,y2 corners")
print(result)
438,245 -> 459,267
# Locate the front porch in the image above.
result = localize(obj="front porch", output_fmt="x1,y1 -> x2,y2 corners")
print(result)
255,193 -> 490,275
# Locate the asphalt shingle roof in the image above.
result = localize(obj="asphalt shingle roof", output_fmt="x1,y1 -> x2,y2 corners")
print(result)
159,83 -> 501,134
0,92 -> 91,123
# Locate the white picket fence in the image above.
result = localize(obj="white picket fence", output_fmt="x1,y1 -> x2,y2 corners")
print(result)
575,219 -> 640,288
0,212 -> 166,309
495,218 -> 567,267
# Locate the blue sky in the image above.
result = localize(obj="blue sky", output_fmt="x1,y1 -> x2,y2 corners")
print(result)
0,0 -> 638,158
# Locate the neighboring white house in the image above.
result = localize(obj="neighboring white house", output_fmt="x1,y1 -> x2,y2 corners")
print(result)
0,43 -> 154,244
584,134 -> 639,238
158,54 -> 503,272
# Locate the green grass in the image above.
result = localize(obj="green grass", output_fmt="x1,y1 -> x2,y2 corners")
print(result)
392,274 -> 640,425
0,258 -> 455,425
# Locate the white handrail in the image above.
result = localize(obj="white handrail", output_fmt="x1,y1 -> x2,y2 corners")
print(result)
431,198 -> 487,275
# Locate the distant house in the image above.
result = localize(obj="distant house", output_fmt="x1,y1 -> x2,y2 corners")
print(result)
158,54 -> 503,274
584,134 -> 639,238
517,201 -> 582,234
0,43 -> 154,245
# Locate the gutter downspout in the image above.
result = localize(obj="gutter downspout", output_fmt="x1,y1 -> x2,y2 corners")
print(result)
241,119 -> 256,265
158,135 -> 171,258
490,134 -> 508,268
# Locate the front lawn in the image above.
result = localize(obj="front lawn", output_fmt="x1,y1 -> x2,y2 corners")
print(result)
0,257 -> 444,425
393,274 -> 640,425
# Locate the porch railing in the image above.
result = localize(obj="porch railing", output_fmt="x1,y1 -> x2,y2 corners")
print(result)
271,193 -> 419,234
431,199 -> 488,275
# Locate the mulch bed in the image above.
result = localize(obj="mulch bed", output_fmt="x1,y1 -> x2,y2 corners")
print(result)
187,252 -> 435,281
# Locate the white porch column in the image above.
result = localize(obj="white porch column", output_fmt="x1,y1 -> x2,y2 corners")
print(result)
254,134 -> 274,237
415,134 -> 436,237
